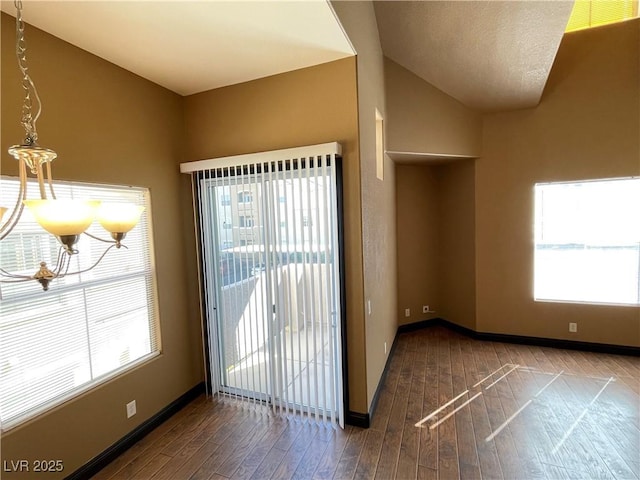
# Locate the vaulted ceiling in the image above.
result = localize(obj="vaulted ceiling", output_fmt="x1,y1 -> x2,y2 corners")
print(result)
373,1 -> 574,112
1,1 -> 575,111
0,1 -> 354,96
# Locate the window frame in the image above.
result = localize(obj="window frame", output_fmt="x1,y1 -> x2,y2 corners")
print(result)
0,177 -> 161,431
532,176 -> 640,308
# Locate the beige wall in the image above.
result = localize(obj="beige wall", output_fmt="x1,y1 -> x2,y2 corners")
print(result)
396,160 -> 476,330
384,58 -> 482,157
0,13 -> 202,478
391,49 -> 481,332
331,1 -> 398,412
395,19 -> 639,346
396,165 -> 440,325
182,57 -> 368,413
436,160 -> 476,330
477,19 -> 640,345
2,10 -> 636,478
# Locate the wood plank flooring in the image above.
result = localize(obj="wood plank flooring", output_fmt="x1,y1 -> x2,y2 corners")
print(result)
93,327 -> 640,479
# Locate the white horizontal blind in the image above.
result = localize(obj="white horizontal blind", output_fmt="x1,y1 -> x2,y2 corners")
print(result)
534,177 -> 640,305
0,178 -> 159,429
187,144 -> 344,426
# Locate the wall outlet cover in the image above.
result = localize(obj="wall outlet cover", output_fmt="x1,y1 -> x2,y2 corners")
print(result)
126,400 -> 137,418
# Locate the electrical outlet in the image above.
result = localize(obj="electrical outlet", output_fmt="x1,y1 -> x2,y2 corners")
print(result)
405,308 -> 410,317
423,305 -> 430,314
126,400 -> 137,418
569,322 -> 577,333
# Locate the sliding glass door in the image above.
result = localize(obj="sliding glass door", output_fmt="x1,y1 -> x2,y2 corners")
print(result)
191,148 -> 344,426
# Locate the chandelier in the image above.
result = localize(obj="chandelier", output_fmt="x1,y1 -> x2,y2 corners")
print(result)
0,0 -> 144,291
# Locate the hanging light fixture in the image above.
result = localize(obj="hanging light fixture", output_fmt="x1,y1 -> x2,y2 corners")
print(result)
0,0 -> 144,291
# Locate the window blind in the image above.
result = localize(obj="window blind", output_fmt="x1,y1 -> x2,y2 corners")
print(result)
0,178 -> 160,430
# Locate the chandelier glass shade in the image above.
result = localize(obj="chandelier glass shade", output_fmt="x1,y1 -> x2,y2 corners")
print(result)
0,0 -> 144,290
97,203 -> 146,235
23,199 -> 101,236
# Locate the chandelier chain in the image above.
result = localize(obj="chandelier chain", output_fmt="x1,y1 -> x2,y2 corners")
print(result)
14,0 -> 42,146
1,1 -> 141,291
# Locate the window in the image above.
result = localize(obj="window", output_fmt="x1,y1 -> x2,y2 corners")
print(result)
0,178 -> 159,430
239,215 -> 254,228
566,0 -> 638,32
534,178 -> 640,305
220,194 -> 231,206
237,191 -> 252,204
222,220 -> 232,230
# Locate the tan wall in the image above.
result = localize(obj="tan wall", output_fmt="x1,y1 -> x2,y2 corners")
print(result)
182,57 -> 368,412
391,50 -> 481,332
331,1 -> 398,412
396,160 -> 476,330
477,19 -> 640,345
396,166 -> 440,325
436,160 -> 476,330
0,13 -> 202,477
384,58 -> 482,157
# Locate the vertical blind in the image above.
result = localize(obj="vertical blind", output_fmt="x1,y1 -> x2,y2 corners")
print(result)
182,143 -> 345,426
0,179 -> 159,429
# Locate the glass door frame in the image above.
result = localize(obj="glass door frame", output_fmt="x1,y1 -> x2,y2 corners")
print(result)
193,158 -> 346,426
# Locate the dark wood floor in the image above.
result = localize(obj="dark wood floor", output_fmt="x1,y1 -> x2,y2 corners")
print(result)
93,327 -> 640,479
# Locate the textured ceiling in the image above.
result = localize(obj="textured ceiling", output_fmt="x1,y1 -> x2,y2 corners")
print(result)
374,1 -> 574,112
2,1 -> 575,110
0,1 -> 354,96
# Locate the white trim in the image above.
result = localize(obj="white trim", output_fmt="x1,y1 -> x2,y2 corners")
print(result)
535,175 -> 639,187
386,150 -> 477,160
180,142 -> 342,174
534,298 -> 640,307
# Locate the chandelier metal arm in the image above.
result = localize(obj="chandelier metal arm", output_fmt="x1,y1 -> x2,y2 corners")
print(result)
45,159 -> 57,199
54,245 -> 66,272
0,242 -> 124,291
0,247 -> 63,282
0,267 -> 32,280
35,161 -> 48,198
83,231 -> 117,244
57,243 -> 123,278
0,161 -> 28,240
58,250 -> 72,277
